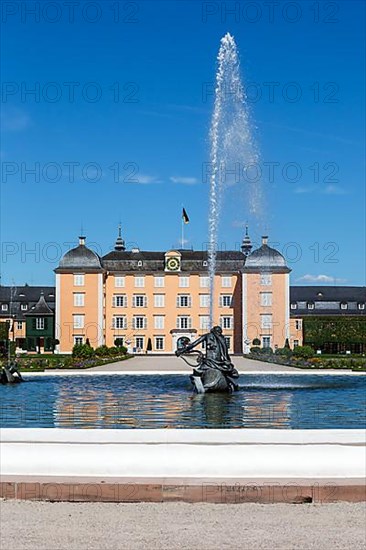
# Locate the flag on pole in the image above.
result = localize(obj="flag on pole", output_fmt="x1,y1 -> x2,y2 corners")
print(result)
182,208 -> 190,224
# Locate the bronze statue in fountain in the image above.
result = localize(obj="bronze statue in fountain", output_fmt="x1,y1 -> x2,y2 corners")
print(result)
175,326 -> 239,393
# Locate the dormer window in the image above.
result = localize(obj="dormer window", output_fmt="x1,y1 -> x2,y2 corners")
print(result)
137,260 -> 143,267
307,302 -> 315,310
290,303 -> 297,310
1,304 -> 8,311
203,261 -> 208,267
21,304 -> 28,311
358,303 -> 365,310
340,302 -> 348,310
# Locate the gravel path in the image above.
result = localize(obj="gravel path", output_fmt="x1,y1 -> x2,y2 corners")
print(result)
1,501 -> 365,549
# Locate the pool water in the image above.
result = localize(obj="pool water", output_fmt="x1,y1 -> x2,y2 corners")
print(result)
1,374 -> 365,429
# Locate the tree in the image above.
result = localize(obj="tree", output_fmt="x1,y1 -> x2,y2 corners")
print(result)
147,338 -> 152,352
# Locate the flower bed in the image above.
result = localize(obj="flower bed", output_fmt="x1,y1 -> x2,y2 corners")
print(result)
246,347 -> 366,371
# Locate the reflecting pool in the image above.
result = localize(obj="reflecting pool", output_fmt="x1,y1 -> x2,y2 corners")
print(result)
1,374 -> 365,429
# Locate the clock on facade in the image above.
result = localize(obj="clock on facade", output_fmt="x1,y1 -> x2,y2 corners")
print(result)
166,257 -> 180,271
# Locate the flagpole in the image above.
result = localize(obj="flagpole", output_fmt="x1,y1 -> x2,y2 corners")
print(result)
181,215 -> 184,249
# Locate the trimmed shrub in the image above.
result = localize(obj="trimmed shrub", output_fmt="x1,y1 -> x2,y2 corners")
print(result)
293,345 -> 314,359
108,346 -> 120,356
95,345 -> 110,357
275,347 -> 293,358
72,343 -> 95,358
252,338 -> 261,346
250,346 -> 261,354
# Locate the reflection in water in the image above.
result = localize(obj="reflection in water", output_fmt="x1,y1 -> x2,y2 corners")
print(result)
0,374 -> 365,429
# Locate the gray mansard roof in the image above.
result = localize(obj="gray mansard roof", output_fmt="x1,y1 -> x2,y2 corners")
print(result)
244,244 -> 290,273
102,250 -> 245,273
290,286 -> 366,316
0,285 -> 55,321
55,243 -> 104,273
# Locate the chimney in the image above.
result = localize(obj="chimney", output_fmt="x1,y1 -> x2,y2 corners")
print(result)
262,236 -> 268,246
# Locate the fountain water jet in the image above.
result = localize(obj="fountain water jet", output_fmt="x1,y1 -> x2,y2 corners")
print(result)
208,33 -> 262,324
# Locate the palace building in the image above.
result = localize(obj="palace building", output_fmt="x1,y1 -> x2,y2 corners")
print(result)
1,227 -> 365,355
53,228 -> 303,354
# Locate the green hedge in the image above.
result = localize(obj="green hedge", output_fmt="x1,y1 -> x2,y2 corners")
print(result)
304,316 -> 366,346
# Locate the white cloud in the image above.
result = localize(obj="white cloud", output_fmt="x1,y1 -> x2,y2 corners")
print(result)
170,176 -> 199,185
1,108 -> 31,131
294,185 -> 347,195
294,186 -> 314,194
296,274 -> 347,284
323,185 -> 347,195
122,173 -> 161,184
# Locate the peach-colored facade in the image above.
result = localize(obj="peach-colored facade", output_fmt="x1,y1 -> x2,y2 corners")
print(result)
55,272 -> 103,352
2,317 -> 26,342
56,268 -> 241,354
55,234 -> 302,354
243,272 -> 302,352
103,271 -> 241,354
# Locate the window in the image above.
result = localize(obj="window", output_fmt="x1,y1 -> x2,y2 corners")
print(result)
295,320 -> 302,330
74,274 -> 84,286
1,304 -> 8,311
290,303 -> 297,310
17,321 -> 23,330
73,315 -> 84,329
36,318 -> 44,330
74,336 -> 83,345
294,340 -> 299,347
134,276 -> 145,288
220,295 -> 232,307
261,314 -> 272,329
155,337 -> 164,351
260,273 -> 272,286
154,316 -> 165,329
307,302 -> 314,310
115,276 -> 125,288
200,276 -> 210,288
135,337 -> 144,350
358,303 -> 365,310
154,294 -> 165,308
177,294 -> 192,307
133,316 -> 146,329
133,295 -> 147,307
179,276 -> 189,288
177,316 -> 192,329
154,276 -> 165,288
113,295 -> 127,307
340,302 -> 348,310
221,276 -> 232,288
113,316 -> 126,329
224,336 -> 231,350
262,336 -> 271,348
200,316 -> 210,330
200,294 -> 210,308
221,316 -> 233,329
260,292 -> 272,307
73,293 -> 84,307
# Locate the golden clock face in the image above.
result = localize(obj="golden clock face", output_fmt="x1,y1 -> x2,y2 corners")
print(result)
166,257 -> 180,271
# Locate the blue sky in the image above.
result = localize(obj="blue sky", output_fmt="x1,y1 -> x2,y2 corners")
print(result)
1,0 -> 365,286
